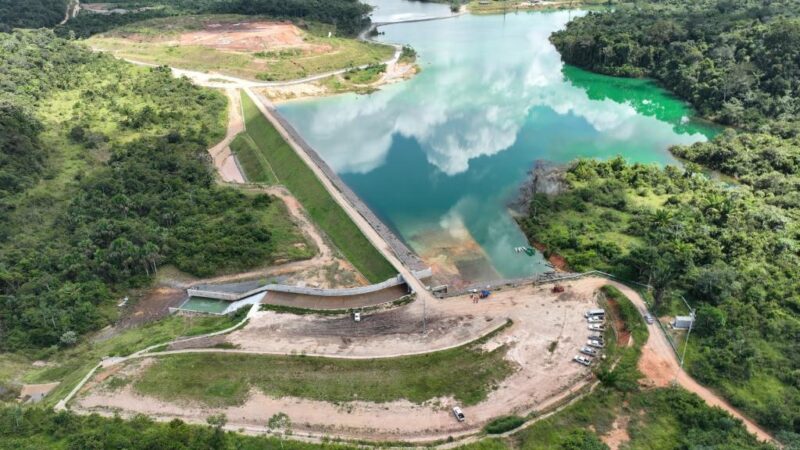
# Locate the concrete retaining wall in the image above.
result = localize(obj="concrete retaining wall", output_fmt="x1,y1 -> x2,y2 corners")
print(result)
187,268 -> 433,302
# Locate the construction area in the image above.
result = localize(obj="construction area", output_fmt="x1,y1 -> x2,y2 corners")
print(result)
70,278 -> 612,442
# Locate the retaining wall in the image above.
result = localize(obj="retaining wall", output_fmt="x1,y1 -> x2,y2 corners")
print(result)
187,268 -> 433,302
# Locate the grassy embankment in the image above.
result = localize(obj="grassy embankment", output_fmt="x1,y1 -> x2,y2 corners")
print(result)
87,15 -> 395,82
124,321 -> 513,407
0,311 -> 246,408
235,91 -> 397,283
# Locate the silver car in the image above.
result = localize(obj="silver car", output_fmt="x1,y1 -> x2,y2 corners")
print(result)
644,313 -> 655,324
573,355 -> 592,366
587,339 -> 604,348
452,406 -> 465,422
580,346 -> 598,356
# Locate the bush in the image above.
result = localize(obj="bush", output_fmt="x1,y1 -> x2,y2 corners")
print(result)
484,415 -> 525,434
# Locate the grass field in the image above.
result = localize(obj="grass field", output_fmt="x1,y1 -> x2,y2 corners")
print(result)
133,341 -> 512,407
230,133 -> 278,184
87,15 -> 395,82
238,91 -> 396,283
0,311 -> 245,408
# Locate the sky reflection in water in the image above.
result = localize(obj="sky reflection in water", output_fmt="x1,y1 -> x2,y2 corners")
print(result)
278,11 -> 715,282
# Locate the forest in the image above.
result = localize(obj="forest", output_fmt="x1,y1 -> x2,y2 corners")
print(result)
54,0 -> 373,38
525,0 -> 800,443
0,30 -> 276,351
0,0 -> 67,31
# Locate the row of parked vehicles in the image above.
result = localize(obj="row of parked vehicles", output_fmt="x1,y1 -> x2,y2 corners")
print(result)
573,308 -> 605,367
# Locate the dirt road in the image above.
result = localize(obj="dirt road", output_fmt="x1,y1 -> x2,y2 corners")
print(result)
610,283 -> 777,444
208,89 -> 246,183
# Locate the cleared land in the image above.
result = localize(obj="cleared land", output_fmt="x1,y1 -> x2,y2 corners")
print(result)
87,15 -> 395,82
238,91 -> 396,283
74,278 -> 604,441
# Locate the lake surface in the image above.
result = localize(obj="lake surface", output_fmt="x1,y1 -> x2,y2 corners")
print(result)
279,8 -> 717,284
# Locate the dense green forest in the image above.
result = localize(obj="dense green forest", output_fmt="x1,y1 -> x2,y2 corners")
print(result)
521,158 -> 800,440
54,0 -> 372,38
527,0 -> 800,442
551,0 -> 800,131
0,0 -> 67,31
0,30 -> 277,351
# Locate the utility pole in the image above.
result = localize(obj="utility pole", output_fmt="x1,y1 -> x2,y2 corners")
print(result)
674,297 -> 694,385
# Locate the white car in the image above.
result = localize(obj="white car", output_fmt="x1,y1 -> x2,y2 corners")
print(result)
353,311 -> 361,322
588,324 -> 605,331
452,406 -> 465,422
573,355 -> 592,366
587,339 -> 604,348
587,316 -> 604,324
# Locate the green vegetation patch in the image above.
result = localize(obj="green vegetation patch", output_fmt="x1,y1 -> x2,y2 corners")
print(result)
342,63 -> 386,85
238,91 -> 396,282
11,310 -> 245,408
484,415 -> 524,434
133,341 -> 512,407
230,132 -> 277,184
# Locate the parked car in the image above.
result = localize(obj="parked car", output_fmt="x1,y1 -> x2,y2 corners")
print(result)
452,406 -> 466,422
644,313 -> 655,324
587,316 -> 604,324
587,339 -> 604,348
353,311 -> 361,322
588,324 -> 605,331
584,308 -> 605,319
580,346 -> 598,356
573,355 -> 592,366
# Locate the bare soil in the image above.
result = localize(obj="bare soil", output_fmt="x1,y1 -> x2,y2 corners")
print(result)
128,20 -> 330,54
74,279 -> 602,441
602,415 -> 631,450
532,241 -> 569,272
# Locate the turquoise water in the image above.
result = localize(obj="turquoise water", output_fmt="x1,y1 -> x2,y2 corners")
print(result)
278,10 -> 717,282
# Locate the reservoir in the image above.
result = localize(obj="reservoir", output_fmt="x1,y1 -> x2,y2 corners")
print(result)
278,8 -> 717,285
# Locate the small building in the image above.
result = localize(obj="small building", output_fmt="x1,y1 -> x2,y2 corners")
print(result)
672,315 -> 695,330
